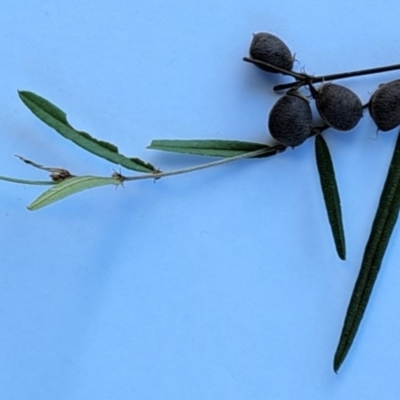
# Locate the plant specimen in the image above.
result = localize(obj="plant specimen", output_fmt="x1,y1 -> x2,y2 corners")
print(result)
3,32 -> 400,372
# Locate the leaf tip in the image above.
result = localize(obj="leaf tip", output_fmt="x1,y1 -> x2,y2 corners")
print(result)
337,242 -> 346,260
333,362 -> 340,374
333,348 -> 346,373
18,90 -> 31,104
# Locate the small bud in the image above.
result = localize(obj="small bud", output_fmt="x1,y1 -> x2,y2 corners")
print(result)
268,92 -> 312,147
315,83 -> 363,131
249,32 -> 294,73
369,80 -> 400,131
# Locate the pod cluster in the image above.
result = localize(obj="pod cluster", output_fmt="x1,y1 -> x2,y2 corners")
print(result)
248,32 -> 400,147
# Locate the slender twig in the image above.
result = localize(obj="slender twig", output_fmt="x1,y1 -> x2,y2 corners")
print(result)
122,146 -> 286,182
0,146 -> 285,188
0,175 -> 55,185
274,63 -> 400,92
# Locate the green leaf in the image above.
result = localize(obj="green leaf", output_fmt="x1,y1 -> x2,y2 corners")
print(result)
148,139 -> 286,158
27,175 -> 120,211
315,135 -> 346,260
334,130 -> 400,372
18,91 -> 157,173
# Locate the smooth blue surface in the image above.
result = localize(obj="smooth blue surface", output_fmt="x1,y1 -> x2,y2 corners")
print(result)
1,1 -> 400,398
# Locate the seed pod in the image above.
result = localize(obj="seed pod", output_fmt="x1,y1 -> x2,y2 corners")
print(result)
315,83 -> 363,131
268,92 -> 312,147
369,80 -> 400,131
249,32 -> 294,73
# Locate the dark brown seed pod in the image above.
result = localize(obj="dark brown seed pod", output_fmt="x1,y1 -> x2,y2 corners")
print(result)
314,83 -> 363,131
268,92 -> 312,147
369,80 -> 400,131
249,32 -> 294,73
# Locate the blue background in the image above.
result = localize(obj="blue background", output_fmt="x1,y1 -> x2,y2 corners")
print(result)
1,1 -> 400,398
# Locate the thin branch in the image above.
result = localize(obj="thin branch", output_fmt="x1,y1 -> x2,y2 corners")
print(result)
122,146 -> 286,182
0,175 -> 56,185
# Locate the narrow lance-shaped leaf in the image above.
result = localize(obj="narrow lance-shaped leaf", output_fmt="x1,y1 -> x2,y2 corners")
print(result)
148,139 -> 286,158
334,130 -> 400,372
18,91 -> 157,173
15,154 -> 67,172
315,135 -> 346,260
14,155 -> 74,181
27,176 -> 120,211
